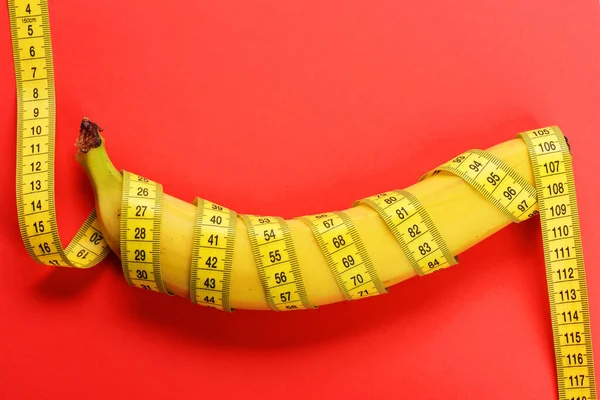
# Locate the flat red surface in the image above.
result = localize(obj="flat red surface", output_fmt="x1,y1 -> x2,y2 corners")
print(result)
1,1 -> 599,399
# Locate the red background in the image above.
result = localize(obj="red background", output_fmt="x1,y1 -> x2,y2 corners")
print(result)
1,1 -> 599,399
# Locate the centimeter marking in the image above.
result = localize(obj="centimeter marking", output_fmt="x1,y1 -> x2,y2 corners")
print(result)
355,189 -> 457,276
189,198 -> 236,312
8,0 -> 110,269
241,215 -> 314,311
518,127 -> 596,400
120,171 -> 169,294
299,212 -> 387,300
420,149 -> 539,223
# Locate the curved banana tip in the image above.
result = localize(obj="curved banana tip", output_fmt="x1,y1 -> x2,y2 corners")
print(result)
76,117 -> 103,153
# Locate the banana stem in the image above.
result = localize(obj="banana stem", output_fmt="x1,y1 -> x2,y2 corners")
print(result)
75,118 -> 122,191
75,117 -> 103,153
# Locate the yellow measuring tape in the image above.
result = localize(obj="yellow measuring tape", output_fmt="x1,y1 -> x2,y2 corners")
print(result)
190,198 -> 237,311
120,171 -> 169,294
518,128 -> 596,400
241,215 -> 314,311
420,149 -> 539,222
354,190 -> 457,276
7,1 -> 596,398
417,128 -> 596,399
8,0 -> 111,268
300,212 -> 387,299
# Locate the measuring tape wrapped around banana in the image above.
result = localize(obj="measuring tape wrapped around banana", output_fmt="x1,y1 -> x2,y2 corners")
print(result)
8,0 -> 595,398
75,122 -> 595,399
71,118 -> 563,311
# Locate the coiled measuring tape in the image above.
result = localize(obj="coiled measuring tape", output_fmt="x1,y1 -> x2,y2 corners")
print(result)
8,0 -> 111,268
120,171 -> 169,294
8,1 -> 596,398
420,149 -> 539,222
241,215 -> 314,311
418,127 -> 596,400
189,198 -> 236,312
299,212 -> 387,299
354,190 -> 457,276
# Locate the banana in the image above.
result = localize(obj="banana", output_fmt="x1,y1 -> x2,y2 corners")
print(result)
76,118 -> 536,310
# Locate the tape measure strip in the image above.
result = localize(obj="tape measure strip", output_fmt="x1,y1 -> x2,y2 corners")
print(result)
241,215 -> 314,311
120,171 -> 169,294
299,212 -> 387,300
420,149 -> 539,223
354,190 -> 457,276
189,198 -> 236,312
9,0 -> 110,269
518,127 -> 596,400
